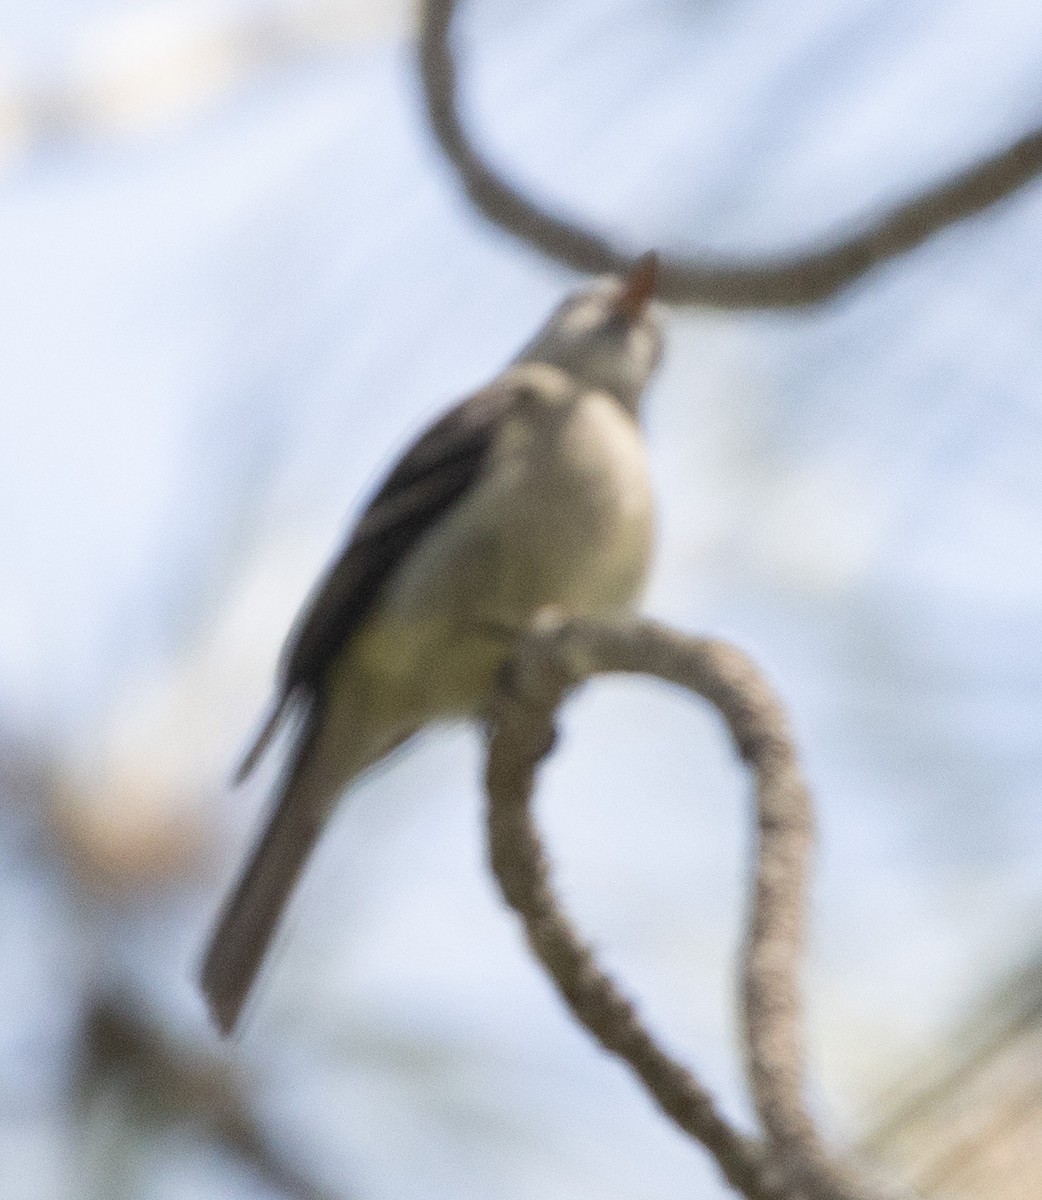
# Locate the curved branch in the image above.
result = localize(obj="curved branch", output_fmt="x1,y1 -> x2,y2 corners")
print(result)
485,618 -> 902,1200
418,0 -> 1042,309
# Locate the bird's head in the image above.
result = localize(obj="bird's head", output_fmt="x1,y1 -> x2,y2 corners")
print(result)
517,253 -> 663,414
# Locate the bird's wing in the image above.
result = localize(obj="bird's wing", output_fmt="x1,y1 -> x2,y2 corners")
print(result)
234,381 -> 518,782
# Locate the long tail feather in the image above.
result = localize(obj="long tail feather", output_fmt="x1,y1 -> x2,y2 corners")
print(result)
201,711 -> 330,1034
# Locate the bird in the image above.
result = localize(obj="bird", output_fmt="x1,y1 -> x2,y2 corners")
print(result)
200,253 -> 663,1034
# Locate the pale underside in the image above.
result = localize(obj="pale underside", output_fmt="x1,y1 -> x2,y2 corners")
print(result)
315,370 -> 656,793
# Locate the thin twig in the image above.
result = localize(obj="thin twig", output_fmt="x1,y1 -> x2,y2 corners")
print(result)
418,0 -> 1042,309
77,997 -> 352,1200
485,617 -> 907,1200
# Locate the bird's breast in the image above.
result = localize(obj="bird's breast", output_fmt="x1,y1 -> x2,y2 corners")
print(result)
353,388 -> 654,718
457,389 -> 653,614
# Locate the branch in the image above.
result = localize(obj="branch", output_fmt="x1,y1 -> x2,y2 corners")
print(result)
78,996 -> 353,1200
484,617 -> 908,1200
418,0 -> 1042,308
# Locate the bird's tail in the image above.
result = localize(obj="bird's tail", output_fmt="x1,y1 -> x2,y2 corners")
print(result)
201,706 -> 340,1035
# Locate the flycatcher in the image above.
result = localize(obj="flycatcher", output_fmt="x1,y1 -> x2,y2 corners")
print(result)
201,254 -> 663,1033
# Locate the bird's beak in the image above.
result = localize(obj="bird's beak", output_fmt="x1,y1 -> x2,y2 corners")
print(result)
613,252 -> 659,321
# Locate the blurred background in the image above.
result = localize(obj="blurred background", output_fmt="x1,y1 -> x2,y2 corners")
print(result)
2,1 -> 1042,1197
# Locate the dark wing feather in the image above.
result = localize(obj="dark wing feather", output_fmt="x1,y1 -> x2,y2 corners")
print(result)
283,385 -> 516,691
234,384 -> 516,781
